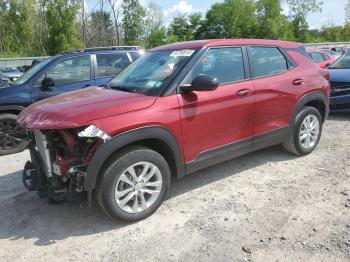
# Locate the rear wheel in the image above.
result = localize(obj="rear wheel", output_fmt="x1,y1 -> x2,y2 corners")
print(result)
283,106 -> 323,156
0,113 -> 29,156
96,146 -> 171,221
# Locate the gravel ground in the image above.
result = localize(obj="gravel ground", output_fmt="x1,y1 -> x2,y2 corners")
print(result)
0,114 -> 350,262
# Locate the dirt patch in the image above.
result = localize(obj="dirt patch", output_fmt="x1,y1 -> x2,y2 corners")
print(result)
0,114 -> 349,262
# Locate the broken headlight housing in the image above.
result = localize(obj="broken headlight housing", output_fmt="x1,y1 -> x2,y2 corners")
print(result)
78,125 -> 111,141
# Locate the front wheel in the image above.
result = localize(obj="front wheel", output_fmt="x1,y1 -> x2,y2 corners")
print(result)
96,146 -> 171,221
0,113 -> 29,156
283,106 -> 323,156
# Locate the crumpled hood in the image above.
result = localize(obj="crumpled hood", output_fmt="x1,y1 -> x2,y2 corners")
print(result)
18,86 -> 156,129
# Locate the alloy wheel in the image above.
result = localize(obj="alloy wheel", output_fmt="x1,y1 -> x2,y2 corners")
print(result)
114,161 -> 163,214
299,115 -> 320,149
0,118 -> 28,151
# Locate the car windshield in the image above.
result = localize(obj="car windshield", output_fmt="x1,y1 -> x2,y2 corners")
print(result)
108,49 -> 197,96
328,54 -> 350,69
11,58 -> 53,86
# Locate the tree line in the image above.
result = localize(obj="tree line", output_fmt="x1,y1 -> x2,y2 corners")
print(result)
1,0 -> 350,57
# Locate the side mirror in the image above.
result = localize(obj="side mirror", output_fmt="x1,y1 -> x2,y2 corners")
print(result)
181,74 -> 219,93
41,77 -> 55,91
325,63 -> 331,68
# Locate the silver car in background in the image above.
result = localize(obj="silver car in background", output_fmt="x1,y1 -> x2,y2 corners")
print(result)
0,67 -> 22,84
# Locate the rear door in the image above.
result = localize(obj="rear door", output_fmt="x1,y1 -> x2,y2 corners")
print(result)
94,52 -> 135,87
177,46 -> 254,169
31,54 -> 94,102
248,46 -> 298,149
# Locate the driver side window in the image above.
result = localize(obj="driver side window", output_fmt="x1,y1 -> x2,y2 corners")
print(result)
186,47 -> 246,85
34,55 -> 91,87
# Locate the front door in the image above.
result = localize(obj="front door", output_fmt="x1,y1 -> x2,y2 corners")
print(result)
31,55 -> 95,102
177,47 -> 254,172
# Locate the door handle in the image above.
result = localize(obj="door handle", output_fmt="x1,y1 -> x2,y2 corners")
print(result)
236,89 -> 252,97
292,79 -> 304,86
84,84 -> 91,87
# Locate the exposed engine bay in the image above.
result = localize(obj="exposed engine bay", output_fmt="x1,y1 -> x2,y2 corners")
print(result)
23,126 -> 109,203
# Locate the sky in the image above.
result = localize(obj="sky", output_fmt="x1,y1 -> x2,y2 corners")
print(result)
88,0 -> 349,29
142,0 -> 348,29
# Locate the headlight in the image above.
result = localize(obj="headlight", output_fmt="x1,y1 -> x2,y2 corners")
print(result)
78,125 -> 111,141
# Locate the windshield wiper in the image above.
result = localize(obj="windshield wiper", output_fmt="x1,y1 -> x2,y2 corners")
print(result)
108,85 -> 137,93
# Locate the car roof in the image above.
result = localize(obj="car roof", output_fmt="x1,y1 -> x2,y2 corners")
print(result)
151,39 -> 303,51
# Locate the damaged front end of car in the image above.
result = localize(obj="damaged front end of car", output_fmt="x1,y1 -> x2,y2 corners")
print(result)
23,126 -> 110,203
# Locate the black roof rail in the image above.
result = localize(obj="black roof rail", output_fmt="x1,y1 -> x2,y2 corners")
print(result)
59,46 -> 146,55
76,46 -> 145,52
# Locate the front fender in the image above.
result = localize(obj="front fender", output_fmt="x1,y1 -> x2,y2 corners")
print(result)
84,126 -> 185,192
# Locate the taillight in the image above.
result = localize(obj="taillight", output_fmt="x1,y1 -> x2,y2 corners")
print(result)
319,69 -> 330,81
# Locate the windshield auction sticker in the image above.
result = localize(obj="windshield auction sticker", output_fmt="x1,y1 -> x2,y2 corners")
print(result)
170,50 -> 195,57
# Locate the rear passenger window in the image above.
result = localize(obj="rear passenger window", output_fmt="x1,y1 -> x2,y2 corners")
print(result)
187,47 -> 245,84
96,53 -> 131,77
250,47 -> 288,77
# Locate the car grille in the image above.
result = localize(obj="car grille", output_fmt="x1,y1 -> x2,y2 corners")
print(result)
34,130 -> 53,177
330,82 -> 350,97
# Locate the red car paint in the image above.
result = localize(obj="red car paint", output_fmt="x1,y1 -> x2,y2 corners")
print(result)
18,86 -> 156,129
18,39 -> 330,165
308,50 -> 336,69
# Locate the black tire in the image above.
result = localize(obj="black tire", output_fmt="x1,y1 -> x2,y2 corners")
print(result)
283,106 -> 323,156
0,113 -> 29,156
96,146 -> 171,221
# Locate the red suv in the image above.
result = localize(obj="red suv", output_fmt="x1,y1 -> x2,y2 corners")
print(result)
18,39 -> 330,221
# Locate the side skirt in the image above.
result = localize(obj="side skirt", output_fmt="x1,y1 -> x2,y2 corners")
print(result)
185,126 -> 292,175
251,126 -> 292,152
